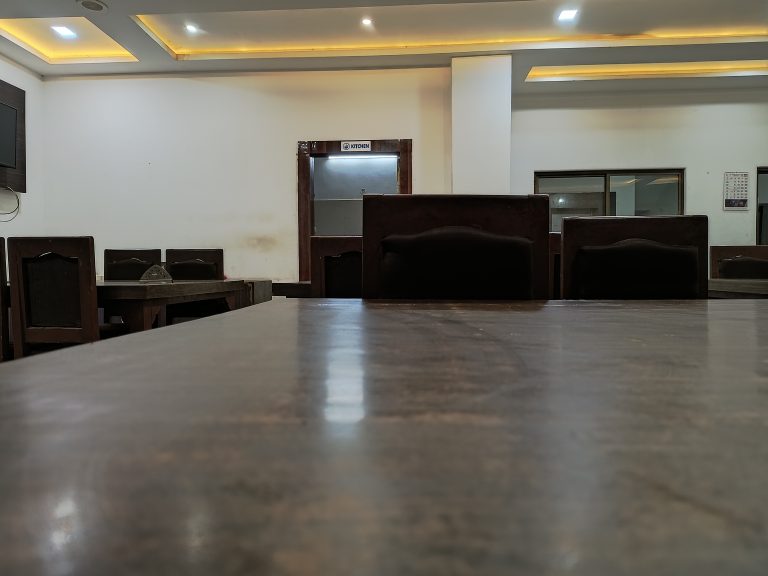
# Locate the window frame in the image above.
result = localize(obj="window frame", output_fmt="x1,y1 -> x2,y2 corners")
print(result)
534,168 -> 685,230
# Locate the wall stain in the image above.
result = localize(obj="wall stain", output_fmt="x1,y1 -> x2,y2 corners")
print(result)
243,235 -> 278,250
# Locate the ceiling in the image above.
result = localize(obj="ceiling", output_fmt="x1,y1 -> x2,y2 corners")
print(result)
0,0 -> 766,91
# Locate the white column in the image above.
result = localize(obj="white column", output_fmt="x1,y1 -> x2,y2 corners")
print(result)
451,55 -> 512,195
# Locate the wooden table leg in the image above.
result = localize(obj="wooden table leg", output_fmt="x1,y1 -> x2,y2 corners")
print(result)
107,302 -> 164,333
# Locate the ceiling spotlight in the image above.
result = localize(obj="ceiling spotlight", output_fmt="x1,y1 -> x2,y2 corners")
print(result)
52,26 -> 78,39
361,17 -> 373,27
558,9 -> 579,22
77,0 -> 108,12
185,24 -> 200,34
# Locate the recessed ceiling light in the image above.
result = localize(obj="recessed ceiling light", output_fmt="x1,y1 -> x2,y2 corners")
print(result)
185,24 -> 200,34
361,17 -> 373,27
51,26 -> 77,39
77,0 -> 108,12
558,9 -> 579,22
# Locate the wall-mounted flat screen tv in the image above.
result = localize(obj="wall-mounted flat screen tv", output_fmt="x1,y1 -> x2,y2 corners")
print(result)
0,102 -> 17,169
0,78 -> 25,192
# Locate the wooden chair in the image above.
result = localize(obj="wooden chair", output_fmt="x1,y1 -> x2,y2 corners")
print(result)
165,249 -> 227,323
561,216 -> 708,299
362,195 -> 550,299
0,238 -> 10,361
165,249 -> 224,280
104,249 -> 161,280
8,237 -> 123,358
310,236 -> 363,298
710,246 -> 768,279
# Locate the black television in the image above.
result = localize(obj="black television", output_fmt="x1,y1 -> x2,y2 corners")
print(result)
0,101 -> 17,169
0,78 -> 25,193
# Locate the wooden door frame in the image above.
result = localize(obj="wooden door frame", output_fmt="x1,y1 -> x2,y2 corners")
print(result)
297,139 -> 412,281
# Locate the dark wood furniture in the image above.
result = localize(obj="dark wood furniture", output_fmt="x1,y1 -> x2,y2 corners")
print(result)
709,278 -> 768,298
241,279 -> 273,306
165,249 -> 226,322
363,194 -> 550,299
710,245 -> 768,279
104,249 -> 162,280
99,279 -> 247,333
549,231 -> 561,299
8,236 -> 100,358
0,298 -> 767,575
310,236 -> 363,297
165,248 -> 224,280
272,281 -> 311,298
561,216 -> 708,299
0,237 -> 9,361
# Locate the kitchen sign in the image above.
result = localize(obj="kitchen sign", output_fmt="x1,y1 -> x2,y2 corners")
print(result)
341,141 -> 372,152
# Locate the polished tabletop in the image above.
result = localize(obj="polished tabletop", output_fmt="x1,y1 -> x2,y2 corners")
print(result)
0,298 -> 767,575
709,278 -> 768,298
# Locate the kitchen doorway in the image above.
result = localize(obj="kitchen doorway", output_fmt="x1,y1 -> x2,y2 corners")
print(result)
297,139 -> 412,281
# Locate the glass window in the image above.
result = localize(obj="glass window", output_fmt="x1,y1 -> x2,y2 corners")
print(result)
610,173 -> 681,216
537,176 -> 605,233
312,155 -> 398,236
536,170 -> 683,231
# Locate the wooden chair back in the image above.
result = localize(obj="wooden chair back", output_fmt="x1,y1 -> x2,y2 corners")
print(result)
166,249 -> 224,280
0,238 -> 10,361
310,236 -> 363,297
710,245 -> 768,279
561,216 -> 709,299
363,194 -> 550,299
104,249 -> 162,280
8,237 -> 99,358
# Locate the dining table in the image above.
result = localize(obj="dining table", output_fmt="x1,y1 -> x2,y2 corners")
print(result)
0,298 -> 766,575
708,277 -> 768,298
98,278 -> 261,332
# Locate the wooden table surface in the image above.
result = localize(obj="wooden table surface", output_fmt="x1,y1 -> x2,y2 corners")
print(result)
0,299 -> 767,575
708,278 -> 768,298
98,279 -> 250,332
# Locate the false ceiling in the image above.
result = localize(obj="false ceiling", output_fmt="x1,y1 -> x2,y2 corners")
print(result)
0,0 -> 766,88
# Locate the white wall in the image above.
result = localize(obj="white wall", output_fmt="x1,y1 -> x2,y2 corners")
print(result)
42,68 -> 452,280
510,90 -> 768,245
451,56 -> 512,195
0,55 -> 46,236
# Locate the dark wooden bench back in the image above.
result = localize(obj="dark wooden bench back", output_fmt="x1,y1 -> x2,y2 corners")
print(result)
363,194 -> 550,299
710,245 -> 768,279
561,216 -> 708,299
104,249 -> 161,280
166,249 -> 224,280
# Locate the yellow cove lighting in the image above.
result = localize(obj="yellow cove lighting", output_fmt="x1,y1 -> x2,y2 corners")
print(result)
134,11 -> 768,61
0,17 -> 136,64
526,60 -> 768,82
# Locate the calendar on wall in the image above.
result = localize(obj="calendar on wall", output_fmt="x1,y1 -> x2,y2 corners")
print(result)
723,172 -> 749,211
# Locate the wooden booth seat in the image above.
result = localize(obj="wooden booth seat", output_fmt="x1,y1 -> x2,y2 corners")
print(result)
710,246 -> 768,279
362,194 -> 550,300
561,216 -> 709,299
166,249 -> 224,280
104,249 -> 161,280
165,249 -> 228,322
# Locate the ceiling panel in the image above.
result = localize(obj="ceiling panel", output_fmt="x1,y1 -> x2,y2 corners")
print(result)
0,16 -> 135,64
0,0 -> 764,77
